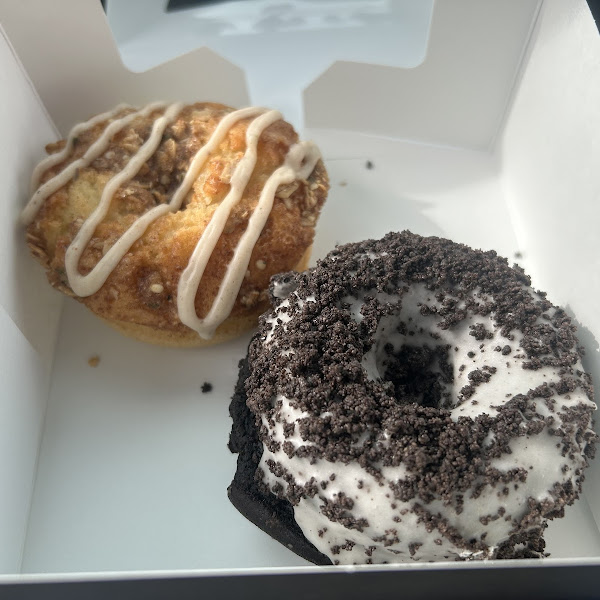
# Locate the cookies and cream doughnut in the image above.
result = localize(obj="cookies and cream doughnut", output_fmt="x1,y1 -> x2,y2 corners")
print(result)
228,231 -> 596,564
24,102 -> 328,346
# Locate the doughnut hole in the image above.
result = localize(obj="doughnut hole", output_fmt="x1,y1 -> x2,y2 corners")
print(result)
362,309 -> 455,409
378,342 -> 454,409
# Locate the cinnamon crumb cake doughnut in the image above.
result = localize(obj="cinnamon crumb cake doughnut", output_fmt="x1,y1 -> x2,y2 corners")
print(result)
23,102 -> 328,346
228,231 -> 596,564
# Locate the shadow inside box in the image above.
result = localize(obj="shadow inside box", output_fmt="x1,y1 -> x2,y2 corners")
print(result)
565,304 -> 600,426
311,161 -> 447,261
566,307 -> 600,379
10,172 -> 64,359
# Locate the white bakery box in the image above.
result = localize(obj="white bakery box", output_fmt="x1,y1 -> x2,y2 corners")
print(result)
0,0 -> 599,597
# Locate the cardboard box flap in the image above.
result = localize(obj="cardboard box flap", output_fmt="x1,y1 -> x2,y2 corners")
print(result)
103,0 -> 434,131
0,0 -> 249,135
0,23 -> 62,352
0,24 -> 63,576
499,0 -> 600,320
304,0 -> 541,151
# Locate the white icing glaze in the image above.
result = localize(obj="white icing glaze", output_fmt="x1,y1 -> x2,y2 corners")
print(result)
23,103 -> 322,339
259,258 -> 596,564
352,284 -> 595,421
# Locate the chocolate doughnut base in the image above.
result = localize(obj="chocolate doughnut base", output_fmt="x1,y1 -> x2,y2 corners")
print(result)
228,352 -> 332,566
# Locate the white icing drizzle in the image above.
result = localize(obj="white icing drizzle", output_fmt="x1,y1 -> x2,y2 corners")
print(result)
64,102 -> 184,296
23,103 -> 322,339
178,137 -> 321,338
21,101 -> 166,226
29,103 -> 130,194
176,108 -> 283,338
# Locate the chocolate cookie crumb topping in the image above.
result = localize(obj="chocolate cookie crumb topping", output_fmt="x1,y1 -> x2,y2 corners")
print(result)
231,231 -> 596,565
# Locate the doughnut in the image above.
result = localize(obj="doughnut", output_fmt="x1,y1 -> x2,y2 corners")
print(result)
228,231 -> 596,564
23,102 -> 328,346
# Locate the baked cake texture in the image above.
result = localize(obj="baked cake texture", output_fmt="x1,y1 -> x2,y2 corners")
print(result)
24,102 -> 328,346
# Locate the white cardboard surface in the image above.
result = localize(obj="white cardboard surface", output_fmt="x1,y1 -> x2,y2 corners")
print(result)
0,23 -> 62,575
499,0 -> 600,334
0,0 -> 249,135
311,139 -> 519,260
304,0 -> 541,150
0,305 -> 50,574
21,306 -> 307,572
0,0 -> 599,580
0,24 -> 63,355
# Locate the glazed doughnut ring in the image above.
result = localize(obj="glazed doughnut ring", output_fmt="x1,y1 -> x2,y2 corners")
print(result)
230,231 -> 596,564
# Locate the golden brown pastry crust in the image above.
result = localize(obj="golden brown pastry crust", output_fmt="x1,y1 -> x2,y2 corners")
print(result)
26,103 -> 328,346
